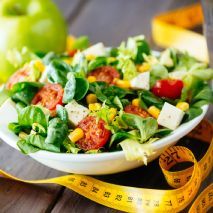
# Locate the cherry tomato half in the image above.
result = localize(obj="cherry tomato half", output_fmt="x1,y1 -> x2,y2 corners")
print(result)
88,66 -> 120,84
124,105 -> 150,118
31,83 -> 63,110
68,49 -> 77,57
151,79 -> 184,99
77,116 -> 111,151
6,65 -> 30,90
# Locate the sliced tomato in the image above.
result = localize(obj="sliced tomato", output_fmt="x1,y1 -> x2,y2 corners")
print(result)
151,79 -> 184,99
124,105 -> 150,118
77,116 -> 111,151
31,83 -> 63,110
6,65 -> 30,90
68,49 -> 77,57
88,66 -> 120,84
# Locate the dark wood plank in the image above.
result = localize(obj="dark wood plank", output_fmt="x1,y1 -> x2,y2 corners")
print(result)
68,0 -> 197,46
0,141 -> 67,213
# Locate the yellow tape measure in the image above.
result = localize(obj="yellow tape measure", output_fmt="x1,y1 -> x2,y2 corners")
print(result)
152,3 -> 209,62
0,119 -> 212,212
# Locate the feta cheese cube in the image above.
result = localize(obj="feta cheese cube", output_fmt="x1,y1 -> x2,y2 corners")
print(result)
65,100 -> 90,126
157,102 -> 185,130
83,43 -> 106,57
130,72 -> 150,90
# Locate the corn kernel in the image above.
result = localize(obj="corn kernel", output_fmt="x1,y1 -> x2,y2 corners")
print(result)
69,128 -> 84,143
86,94 -> 97,104
63,58 -> 72,64
89,103 -> 102,111
107,57 -> 116,63
86,54 -> 96,61
19,132 -> 28,139
114,78 -> 131,89
109,108 -> 117,121
66,35 -> 76,52
176,102 -> 189,112
148,106 -> 160,119
132,98 -> 140,107
87,76 -> 97,83
34,60 -> 45,72
138,63 -> 151,73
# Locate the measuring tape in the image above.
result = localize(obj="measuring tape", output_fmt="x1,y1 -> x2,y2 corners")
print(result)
152,3 -> 209,63
0,119 -> 212,212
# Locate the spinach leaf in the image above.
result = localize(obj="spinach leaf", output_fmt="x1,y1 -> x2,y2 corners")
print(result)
27,134 -> 60,152
11,82 -> 43,105
154,128 -> 172,137
109,130 -> 138,148
110,48 -> 118,57
17,139 -> 39,154
89,81 -> 107,93
88,57 -> 107,72
89,82 -> 110,104
74,77 -> 89,100
56,105 -> 68,123
103,85 -> 133,99
18,106 -> 49,129
11,82 -> 43,93
183,107 -> 203,123
45,118 -> 68,147
8,122 -> 23,134
121,113 -> 158,143
63,73 -> 76,103
192,85 -> 213,104
47,60 -> 72,87
135,39 -> 150,64
139,90 -> 164,109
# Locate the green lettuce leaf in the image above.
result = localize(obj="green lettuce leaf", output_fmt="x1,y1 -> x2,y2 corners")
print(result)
120,139 -> 154,164
121,113 -> 158,143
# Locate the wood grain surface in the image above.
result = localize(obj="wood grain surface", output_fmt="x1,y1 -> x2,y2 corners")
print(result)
0,0 -> 212,212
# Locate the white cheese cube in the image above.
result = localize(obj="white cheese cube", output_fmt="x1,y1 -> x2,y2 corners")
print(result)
83,43 -> 106,57
65,100 -> 90,126
157,102 -> 185,130
130,72 -> 150,90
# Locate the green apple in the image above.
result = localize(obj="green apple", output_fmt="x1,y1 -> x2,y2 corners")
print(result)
0,0 -> 67,82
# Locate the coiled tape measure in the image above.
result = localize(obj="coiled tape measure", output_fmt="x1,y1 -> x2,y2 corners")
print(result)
0,119 -> 212,212
1,4 -> 213,212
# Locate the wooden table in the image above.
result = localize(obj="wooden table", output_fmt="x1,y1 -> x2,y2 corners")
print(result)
0,0 -> 212,212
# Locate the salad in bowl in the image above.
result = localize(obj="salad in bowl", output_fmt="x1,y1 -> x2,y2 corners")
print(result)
0,35 -> 212,170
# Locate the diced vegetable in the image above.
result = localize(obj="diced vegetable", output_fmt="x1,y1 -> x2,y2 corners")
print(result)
130,72 -> 150,90
65,100 -> 90,126
157,102 -> 185,130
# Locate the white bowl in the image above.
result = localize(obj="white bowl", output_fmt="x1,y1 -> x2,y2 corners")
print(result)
0,99 -> 208,175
